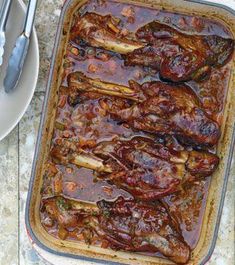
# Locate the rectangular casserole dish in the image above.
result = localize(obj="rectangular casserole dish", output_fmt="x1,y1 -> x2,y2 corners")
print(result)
25,0 -> 235,264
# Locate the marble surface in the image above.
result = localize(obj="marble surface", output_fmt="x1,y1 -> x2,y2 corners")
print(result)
0,0 -> 234,265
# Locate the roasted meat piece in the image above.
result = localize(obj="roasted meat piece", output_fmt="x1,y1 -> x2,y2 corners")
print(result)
71,13 -> 234,82
50,136 -> 219,200
41,196 -> 190,264
68,72 -> 220,146
71,12 -> 144,54
125,21 -> 234,82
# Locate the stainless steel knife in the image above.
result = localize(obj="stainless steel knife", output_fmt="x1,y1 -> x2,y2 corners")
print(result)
0,0 -> 13,66
4,0 -> 38,93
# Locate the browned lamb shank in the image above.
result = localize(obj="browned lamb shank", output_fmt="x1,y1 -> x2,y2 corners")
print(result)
71,13 -> 234,82
68,72 -> 220,146
50,136 -> 219,200
41,196 -> 191,264
125,20 -> 234,82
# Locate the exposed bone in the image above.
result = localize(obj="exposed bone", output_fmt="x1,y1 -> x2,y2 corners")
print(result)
68,72 -> 140,101
73,12 -> 144,54
71,153 -> 112,173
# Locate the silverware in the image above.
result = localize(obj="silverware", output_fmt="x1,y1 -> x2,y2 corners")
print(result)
0,0 -> 13,66
4,0 -> 38,93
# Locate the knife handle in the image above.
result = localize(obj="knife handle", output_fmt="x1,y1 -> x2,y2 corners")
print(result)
0,0 -> 13,31
23,0 -> 38,38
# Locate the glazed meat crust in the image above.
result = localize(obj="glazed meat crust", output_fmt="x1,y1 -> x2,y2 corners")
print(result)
42,196 -> 190,264
94,137 -> 219,200
125,21 -> 234,82
108,82 -> 220,146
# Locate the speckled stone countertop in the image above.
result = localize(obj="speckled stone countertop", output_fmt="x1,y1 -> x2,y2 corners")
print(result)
0,0 -> 234,265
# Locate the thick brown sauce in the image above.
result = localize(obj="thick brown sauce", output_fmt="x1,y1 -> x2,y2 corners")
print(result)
40,0 -> 232,254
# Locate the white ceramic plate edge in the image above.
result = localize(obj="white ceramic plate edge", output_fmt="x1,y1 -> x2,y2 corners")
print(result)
0,0 -> 39,141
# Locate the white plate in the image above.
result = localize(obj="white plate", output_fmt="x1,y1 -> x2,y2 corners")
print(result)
0,0 -> 39,141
